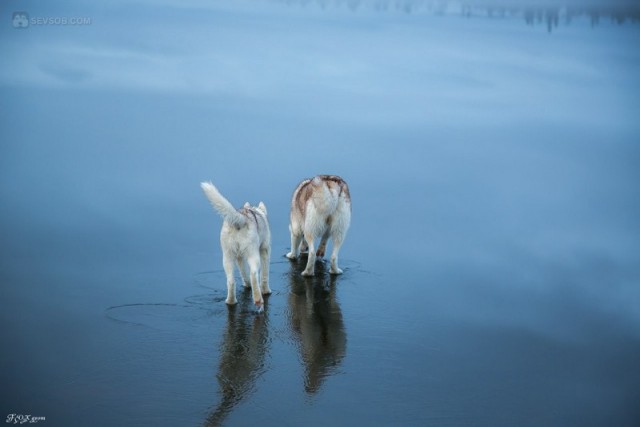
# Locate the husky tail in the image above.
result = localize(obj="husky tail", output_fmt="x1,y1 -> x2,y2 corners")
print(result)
310,175 -> 348,214
201,181 -> 246,228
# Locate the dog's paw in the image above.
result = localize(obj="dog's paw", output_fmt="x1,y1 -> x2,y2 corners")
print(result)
330,267 -> 343,275
242,281 -> 251,289
286,252 -> 297,259
225,297 -> 238,305
301,269 -> 314,277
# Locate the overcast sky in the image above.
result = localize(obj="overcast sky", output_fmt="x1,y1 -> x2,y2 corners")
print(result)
2,0 -> 639,128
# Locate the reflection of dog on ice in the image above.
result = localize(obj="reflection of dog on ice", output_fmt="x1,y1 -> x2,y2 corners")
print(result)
286,175 -> 351,277
12,12 -> 29,28
201,181 -> 272,310
206,294 -> 269,426
288,261 -> 347,394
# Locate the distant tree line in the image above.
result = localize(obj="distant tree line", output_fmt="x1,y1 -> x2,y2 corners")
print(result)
460,1 -> 640,32
274,0 -> 640,31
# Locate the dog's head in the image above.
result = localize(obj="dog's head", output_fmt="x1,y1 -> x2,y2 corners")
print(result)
243,201 -> 267,216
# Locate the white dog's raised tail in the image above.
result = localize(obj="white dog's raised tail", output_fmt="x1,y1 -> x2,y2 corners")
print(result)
200,181 -> 246,228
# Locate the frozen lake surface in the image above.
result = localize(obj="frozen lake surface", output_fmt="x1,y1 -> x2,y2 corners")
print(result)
1,1 -> 639,426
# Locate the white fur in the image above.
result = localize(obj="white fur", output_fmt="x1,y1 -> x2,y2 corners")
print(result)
201,181 -> 271,308
286,175 -> 351,276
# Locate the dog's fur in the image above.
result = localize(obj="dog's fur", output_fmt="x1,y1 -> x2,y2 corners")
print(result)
201,182 -> 271,308
286,175 -> 351,276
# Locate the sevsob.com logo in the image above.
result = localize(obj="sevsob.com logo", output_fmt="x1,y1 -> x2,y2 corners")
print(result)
12,12 -> 30,28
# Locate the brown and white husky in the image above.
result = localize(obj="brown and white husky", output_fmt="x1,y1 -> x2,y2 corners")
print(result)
286,175 -> 351,276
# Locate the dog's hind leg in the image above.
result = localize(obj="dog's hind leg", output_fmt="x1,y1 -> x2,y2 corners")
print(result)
260,246 -> 272,295
247,255 -> 264,308
301,232 -> 316,276
329,234 -> 345,275
329,203 -> 350,275
223,253 -> 237,305
236,257 -> 251,288
286,226 -> 303,259
316,229 -> 330,258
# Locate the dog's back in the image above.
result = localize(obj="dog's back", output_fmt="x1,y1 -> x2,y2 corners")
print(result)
201,182 -> 269,249
291,175 -> 351,232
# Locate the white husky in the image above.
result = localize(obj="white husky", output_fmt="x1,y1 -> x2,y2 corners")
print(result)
286,175 -> 351,276
201,182 -> 272,309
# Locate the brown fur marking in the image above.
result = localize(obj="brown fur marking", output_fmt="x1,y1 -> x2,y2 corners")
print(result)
293,179 -> 313,217
239,207 -> 261,229
292,175 -> 351,219
318,175 -> 351,204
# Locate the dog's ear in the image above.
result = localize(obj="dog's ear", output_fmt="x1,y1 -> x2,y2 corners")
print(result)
258,202 -> 267,215
243,202 -> 250,209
